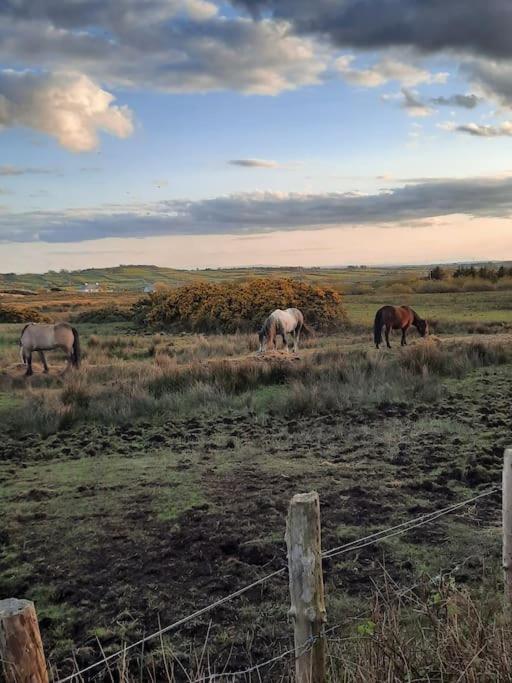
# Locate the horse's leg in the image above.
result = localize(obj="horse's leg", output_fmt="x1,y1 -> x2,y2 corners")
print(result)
294,326 -> 301,352
283,333 -> 291,352
385,326 -> 391,349
25,351 -> 33,376
401,328 -> 407,346
39,350 -> 49,373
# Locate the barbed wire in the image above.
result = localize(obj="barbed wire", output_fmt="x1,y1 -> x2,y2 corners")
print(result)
55,567 -> 286,683
188,551 -> 492,681
322,486 -> 499,561
54,485 -> 499,683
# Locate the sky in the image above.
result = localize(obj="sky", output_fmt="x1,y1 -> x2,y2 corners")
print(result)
2,0 -> 512,272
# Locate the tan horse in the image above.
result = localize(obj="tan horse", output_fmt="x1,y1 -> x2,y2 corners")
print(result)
20,323 -> 81,376
374,305 -> 428,349
258,308 -> 305,352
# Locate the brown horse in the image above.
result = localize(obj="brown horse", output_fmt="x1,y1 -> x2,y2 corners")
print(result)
374,305 -> 428,349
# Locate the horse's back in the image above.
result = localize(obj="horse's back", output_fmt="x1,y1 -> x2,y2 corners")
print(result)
378,305 -> 413,328
21,322 -> 74,350
285,307 -> 303,323
273,308 -> 301,331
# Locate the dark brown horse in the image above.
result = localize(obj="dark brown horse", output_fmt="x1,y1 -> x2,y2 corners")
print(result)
374,305 -> 428,349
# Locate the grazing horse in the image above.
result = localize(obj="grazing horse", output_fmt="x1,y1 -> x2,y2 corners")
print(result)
374,305 -> 428,349
258,308 -> 305,352
20,322 -> 81,376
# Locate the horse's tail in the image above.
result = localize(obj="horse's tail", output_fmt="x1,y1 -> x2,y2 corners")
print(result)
19,323 -> 30,364
374,309 -> 383,347
71,327 -> 81,368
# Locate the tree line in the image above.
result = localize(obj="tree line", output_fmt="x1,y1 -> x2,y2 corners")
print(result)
429,265 -> 512,281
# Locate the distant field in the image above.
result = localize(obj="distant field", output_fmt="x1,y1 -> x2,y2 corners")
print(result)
0,262 -> 457,291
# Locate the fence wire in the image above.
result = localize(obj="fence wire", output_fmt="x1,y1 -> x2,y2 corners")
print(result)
55,485 -> 499,683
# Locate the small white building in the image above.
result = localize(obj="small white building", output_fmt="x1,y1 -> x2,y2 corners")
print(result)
79,282 -> 100,293
143,283 -> 156,293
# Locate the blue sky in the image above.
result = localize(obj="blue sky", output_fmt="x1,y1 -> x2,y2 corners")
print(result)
1,0 -> 512,271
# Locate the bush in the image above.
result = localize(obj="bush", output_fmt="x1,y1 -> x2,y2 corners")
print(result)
0,304 -> 49,323
133,278 -> 347,333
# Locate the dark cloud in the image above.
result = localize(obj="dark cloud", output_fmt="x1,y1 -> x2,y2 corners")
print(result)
2,175 -> 512,243
233,0 -> 512,59
462,59 -> 512,106
430,93 -> 481,108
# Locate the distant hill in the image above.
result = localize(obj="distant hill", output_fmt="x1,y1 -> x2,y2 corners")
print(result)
0,264 -> 424,292
1,262 -> 511,293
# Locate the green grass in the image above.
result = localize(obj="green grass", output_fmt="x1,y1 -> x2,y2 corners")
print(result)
345,289 -> 512,327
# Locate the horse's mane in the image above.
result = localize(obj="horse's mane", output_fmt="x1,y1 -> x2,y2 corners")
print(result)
409,308 -> 422,323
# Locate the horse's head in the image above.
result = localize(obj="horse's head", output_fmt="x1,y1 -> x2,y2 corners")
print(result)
416,319 -> 429,337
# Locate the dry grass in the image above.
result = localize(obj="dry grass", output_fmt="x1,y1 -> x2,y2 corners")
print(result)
48,574 -> 511,682
330,574 -> 510,682
4,336 -> 511,435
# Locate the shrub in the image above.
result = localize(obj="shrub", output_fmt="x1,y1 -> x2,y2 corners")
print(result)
133,278 -> 347,333
0,305 -> 49,323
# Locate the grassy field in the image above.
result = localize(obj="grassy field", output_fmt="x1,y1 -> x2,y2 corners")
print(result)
0,283 -> 511,680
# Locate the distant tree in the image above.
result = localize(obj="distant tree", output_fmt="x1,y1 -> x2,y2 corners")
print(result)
497,266 -> 506,279
430,266 -> 446,280
478,266 -> 498,282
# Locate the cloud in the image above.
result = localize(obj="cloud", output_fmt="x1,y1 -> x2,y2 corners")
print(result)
0,3 -> 326,96
400,89 -> 433,117
0,70 -> 134,151
335,55 -> 447,88
430,93 -> 481,108
444,121 -> 512,137
233,0 -> 512,60
0,165 -> 56,176
4,175 -> 512,243
462,58 -> 512,107
228,158 -> 280,168
382,89 -> 433,117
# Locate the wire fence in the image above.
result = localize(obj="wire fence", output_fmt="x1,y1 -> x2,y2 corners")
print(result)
53,485 -> 500,683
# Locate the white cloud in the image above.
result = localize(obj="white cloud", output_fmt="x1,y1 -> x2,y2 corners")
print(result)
441,120 -> 512,137
0,70 -> 134,151
335,55 -> 448,88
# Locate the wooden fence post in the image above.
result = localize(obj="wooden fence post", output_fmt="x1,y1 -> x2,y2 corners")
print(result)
286,491 -> 326,683
0,599 -> 49,683
503,449 -> 512,613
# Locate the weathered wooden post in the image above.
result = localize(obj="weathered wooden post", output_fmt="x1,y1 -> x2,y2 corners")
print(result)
503,449 -> 512,613
286,491 -> 326,683
0,599 -> 49,683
